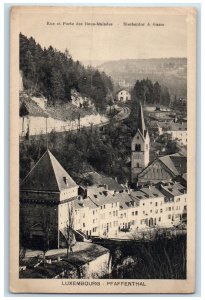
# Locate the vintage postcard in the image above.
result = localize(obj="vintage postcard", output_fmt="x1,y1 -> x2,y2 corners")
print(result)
10,6 -> 196,293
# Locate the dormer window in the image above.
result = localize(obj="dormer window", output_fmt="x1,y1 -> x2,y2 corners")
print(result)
63,176 -> 68,186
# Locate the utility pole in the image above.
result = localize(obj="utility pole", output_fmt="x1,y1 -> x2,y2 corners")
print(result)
46,116 -> 48,149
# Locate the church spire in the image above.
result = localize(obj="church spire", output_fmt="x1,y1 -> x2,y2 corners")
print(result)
138,102 -> 146,137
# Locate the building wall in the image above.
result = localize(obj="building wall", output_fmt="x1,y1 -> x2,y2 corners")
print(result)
58,201 -> 75,231
131,131 -> 150,182
19,113 -> 108,136
60,187 -> 78,201
167,130 -> 187,146
20,202 -> 59,248
74,206 -> 100,237
116,90 -> 131,102
99,202 -> 119,237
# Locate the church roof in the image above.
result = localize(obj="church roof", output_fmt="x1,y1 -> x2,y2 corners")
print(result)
21,149 -> 78,192
137,103 -> 147,138
159,153 -> 187,175
138,153 -> 187,182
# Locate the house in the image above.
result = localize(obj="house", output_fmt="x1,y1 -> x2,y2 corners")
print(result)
73,196 -> 99,237
164,122 -> 187,146
88,187 -> 120,238
137,153 -> 187,186
158,182 -> 187,226
116,89 -> 131,102
20,149 -> 78,248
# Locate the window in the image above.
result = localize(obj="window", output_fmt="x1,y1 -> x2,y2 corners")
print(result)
155,202 -> 158,206
135,211 -> 138,215
135,144 -> 141,151
132,212 -> 134,216
150,210 -> 152,213
155,210 -> 158,214
168,215 -> 171,219
159,217 -> 161,222
136,163 -> 140,168
160,209 -> 163,213
83,223 -> 85,227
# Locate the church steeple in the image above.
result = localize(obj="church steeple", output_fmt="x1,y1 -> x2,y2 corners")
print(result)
138,103 -> 146,138
131,103 -> 150,183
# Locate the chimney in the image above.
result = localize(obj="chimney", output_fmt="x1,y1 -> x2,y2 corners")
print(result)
104,184 -> 109,191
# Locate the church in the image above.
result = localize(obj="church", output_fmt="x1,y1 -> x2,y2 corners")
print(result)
131,104 -> 187,186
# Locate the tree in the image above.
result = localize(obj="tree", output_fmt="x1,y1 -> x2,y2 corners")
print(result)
40,210 -> 51,267
50,68 -> 65,101
153,81 -> 161,104
63,202 -> 76,257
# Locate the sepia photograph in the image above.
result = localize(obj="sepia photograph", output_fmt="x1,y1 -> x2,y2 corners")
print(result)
10,6 -> 196,293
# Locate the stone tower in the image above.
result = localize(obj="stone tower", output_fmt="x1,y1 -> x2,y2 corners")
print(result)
131,103 -> 150,183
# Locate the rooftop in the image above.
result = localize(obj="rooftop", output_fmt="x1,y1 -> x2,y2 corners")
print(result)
159,121 -> 187,131
140,186 -> 165,198
82,171 -> 124,192
21,149 -> 78,192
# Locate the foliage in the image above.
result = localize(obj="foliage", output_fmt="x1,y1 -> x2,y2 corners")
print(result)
132,78 -> 171,106
63,203 -> 76,257
109,235 -> 186,279
20,122 -> 131,184
20,33 -> 113,112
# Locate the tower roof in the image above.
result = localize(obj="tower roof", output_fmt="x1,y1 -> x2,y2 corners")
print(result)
21,149 -> 78,192
137,103 -> 146,137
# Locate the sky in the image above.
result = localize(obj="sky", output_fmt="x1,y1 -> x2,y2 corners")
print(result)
19,7 -> 187,66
